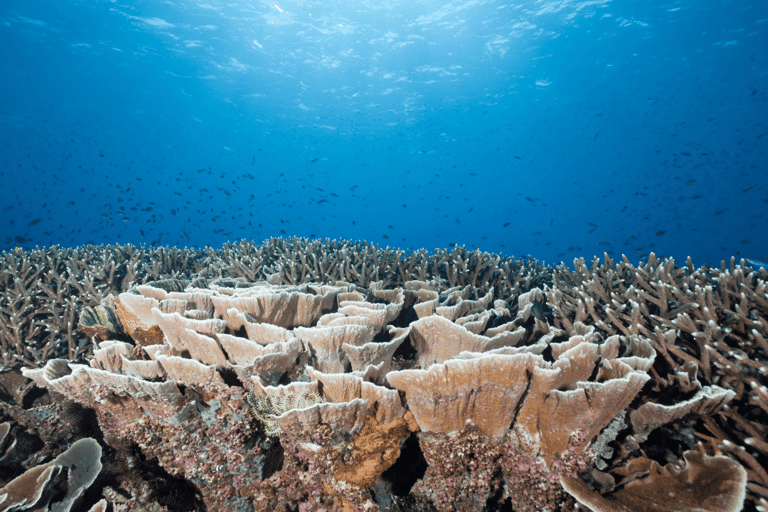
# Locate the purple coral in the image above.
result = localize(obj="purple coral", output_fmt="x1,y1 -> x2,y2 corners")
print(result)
413,421 -> 503,512
499,426 -> 594,512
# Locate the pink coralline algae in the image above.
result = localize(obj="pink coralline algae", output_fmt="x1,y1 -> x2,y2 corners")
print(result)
411,421 -> 595,512
414,421 -> 503,512
500,426 -> 594,512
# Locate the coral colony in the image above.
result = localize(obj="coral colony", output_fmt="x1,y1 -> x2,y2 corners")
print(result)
0,238 -> 765,511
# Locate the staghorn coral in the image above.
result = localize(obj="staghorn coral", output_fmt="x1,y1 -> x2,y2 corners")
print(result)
2,241 -> 765,510
0,244 -> 208,368
546,252 -> 768,509
1,239 -> 549,370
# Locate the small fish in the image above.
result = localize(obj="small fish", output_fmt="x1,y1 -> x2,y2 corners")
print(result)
28,219 -> 41,226
310,158 -> 319,163
531,301 -> 550,321
745,258 -> 768,268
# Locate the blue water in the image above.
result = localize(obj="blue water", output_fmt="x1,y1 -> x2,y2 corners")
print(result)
2,0 -> 766,266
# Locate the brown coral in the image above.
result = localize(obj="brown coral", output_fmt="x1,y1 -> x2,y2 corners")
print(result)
5,242 -> 764,511
561,450 -> 747,512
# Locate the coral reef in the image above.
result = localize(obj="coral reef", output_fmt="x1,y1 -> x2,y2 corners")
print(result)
0,240 -> 548,369
547,253 -> 768,510
0,240 -> 765,511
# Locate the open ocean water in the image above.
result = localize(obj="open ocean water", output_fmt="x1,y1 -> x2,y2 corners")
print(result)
1,0 -> 766,266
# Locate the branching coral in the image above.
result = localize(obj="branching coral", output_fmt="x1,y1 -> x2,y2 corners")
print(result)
1,239 -> 549,369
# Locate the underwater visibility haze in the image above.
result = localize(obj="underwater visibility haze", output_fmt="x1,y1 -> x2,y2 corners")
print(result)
1,0 -> 767,265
